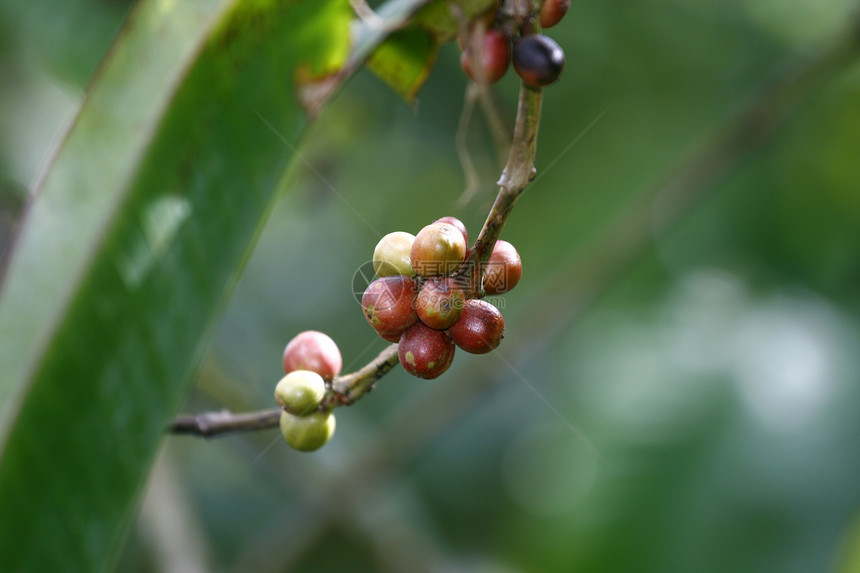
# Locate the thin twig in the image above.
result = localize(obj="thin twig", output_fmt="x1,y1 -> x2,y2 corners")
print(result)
324,344 -> 400,407
454,5 -> 514,206
349,0 -> 386,29
169,409 -> 281,438
454,83 -> 483,204
480,85 -> 514,168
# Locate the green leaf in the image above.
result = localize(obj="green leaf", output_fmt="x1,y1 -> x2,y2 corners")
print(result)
412,0 -> 498,41
364,0 -> 497,102
0,0 -> 352,570
366,27 -> 439,102
0,0 -> 132,86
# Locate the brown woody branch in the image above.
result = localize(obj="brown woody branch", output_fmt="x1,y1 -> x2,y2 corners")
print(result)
461,84 -> 542,298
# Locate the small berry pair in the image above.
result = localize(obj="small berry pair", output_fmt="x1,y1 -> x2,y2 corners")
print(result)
275,331 -> 341,452
363,217 -> 521,380
458,1 -> 568,88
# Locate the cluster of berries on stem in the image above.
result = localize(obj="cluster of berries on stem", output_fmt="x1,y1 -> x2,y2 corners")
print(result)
273,215 -> 523,452
176,0 -> 560,449
362,217 -> 521,379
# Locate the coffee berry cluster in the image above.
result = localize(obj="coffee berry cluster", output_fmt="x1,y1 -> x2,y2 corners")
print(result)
274,330 -> 342,452
459,0 -> 569,88
362,217 -> 522,379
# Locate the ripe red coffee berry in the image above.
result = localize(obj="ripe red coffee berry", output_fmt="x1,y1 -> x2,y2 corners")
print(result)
416,277 -> 466,330
434,216 -> 469,246
456,3 -> 497,48
482,240 -> 522,295
282,331 -> 343,380
411,222 -> 467,278
539,0 -> 570,29
512,34 -> 565,88
448,299 -> 505,354
398,322 -> 456,379
460,28 -> 511,85
362,276 -> 419,339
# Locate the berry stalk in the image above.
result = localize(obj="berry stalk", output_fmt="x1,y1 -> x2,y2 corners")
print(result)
462,83 -> 542,298
323,344 -> 400,407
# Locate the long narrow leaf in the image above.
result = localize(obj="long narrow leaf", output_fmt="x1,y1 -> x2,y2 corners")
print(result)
0,0 -> 352,570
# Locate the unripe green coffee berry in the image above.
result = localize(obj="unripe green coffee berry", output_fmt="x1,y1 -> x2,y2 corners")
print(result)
279,409 -> 336,452
373,231 -> 415,277
275,370 -> 326,416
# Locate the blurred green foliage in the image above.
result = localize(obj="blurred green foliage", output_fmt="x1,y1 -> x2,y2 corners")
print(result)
3,0 -> 860,572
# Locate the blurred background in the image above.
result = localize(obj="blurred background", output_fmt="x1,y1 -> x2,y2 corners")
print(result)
3,0 -> 860,571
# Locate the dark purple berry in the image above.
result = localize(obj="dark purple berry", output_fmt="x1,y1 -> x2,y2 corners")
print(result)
512,34 -> 565,88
